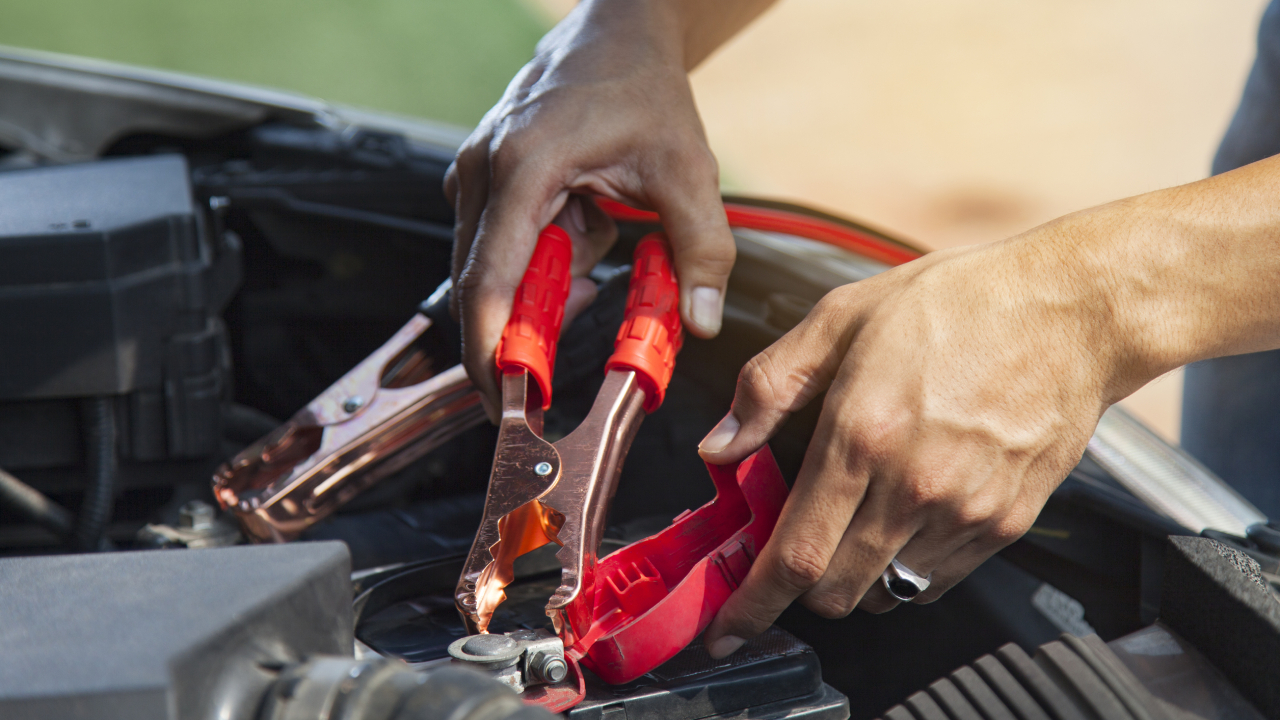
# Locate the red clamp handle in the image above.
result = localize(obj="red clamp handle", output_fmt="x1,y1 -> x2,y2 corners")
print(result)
495,225 -> 573,409
605,233 -> 684,412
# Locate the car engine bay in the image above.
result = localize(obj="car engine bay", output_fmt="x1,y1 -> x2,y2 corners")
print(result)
0,46 -> 1278,720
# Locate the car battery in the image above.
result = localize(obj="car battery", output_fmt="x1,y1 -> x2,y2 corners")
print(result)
355,554 -> 850,720
0,154 -> 240,468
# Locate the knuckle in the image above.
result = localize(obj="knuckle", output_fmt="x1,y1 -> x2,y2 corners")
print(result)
772,541 -> 829,592
950,494 -> 1005,532
680,239 -> 736,277
987,512 -> 1034,545
454,258 -> 502,305
802,286 -> 861,345
732,601 -> 783,635
735,350 -> 827,416
904,482 -> 949,514
852,428 -> 896,467
836,405 -> 911,467
684,144 -> 720,182
487,129 -> 535,178
455,136 -> 490,171
737,353 -> 783,409
890,462 -> 954,513
811,284 -> 860,318
737,356 -> 776,403
802,589 -> 858,619
455,262 -> 486,294
660,139 -> 719,182
810,288 -> 848,317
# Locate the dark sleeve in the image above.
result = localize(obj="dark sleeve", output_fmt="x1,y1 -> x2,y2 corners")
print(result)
1214,0 -> 1280,175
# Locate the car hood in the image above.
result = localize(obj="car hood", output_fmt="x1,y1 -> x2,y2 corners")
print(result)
0,44 -> 468,163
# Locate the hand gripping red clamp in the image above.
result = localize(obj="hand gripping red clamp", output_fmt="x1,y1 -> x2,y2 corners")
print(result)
455,226 -> 789,701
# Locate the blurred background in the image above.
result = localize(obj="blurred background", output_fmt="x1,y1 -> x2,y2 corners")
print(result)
1,0 -> 1269,443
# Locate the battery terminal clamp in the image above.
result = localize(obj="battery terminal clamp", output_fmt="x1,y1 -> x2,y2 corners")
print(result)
455,225 -> 791,711
448,628 -> 577,696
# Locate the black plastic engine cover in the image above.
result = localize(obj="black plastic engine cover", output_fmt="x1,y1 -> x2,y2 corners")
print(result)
0,542 -> 352,720
0,154 -> 240,463
569,628 -> 848,720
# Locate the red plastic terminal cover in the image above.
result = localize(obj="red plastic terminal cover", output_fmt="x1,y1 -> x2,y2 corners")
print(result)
605,233 -> 684,412
495,225 -> 573,408
562,444 -> 789,684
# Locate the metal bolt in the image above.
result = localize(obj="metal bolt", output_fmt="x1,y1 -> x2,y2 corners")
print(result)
530,652 -> 568,684
179,500 -> 215,532
534,462 -> 553,477
343,396 -> 364,414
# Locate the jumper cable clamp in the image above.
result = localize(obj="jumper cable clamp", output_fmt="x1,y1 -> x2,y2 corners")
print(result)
454,225 -> 684,638
451,225 -> 790,716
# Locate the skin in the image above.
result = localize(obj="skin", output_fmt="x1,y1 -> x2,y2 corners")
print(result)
446,0 -> 775,421
450,0 -> 1280,659
698,168 -> 1280,656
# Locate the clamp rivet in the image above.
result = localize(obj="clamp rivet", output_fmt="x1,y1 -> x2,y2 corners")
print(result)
534,462 -> 553,477
343,396 -> 364,414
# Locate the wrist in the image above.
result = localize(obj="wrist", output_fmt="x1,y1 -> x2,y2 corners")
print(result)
543,0 -> 688,68
561,0 -> 775,72
997,203 -> 1164,406
1049,193 -> 1224,403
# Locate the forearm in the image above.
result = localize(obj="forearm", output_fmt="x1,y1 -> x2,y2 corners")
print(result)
662,0 -> 779,69
544,0 -> 778,72
1061,155 -> 1280,399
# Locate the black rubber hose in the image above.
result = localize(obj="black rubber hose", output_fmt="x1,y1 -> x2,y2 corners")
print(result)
73,396 -> 117,552
0,466 -> 74,537
257,658 -> 557,720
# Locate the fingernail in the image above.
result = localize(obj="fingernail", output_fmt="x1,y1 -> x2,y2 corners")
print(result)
567,196 -> 587,234
691,286 -> 723,335
699,413 -> 740,454
707,635 -> 745,659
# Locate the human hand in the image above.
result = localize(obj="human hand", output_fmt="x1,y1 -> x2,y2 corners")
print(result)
446,0 -> 737,421
696,225 -> 1142,658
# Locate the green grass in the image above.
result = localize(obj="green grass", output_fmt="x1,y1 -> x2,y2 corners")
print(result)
0,0 -> 550,127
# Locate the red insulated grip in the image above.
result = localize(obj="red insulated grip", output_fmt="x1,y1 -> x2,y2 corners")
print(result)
605,233 -> 684,412
495,225 -> 573,408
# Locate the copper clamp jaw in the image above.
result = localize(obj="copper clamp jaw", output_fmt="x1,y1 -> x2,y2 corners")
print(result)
455,367 -> 647,635
213,307 -> 486,542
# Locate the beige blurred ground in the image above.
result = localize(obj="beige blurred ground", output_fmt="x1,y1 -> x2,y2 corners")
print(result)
529,0 -> 1270,443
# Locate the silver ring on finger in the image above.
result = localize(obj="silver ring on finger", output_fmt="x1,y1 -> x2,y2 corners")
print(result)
881,558 -> 932,602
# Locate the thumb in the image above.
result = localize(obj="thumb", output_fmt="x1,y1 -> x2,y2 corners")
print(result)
645,154 -> 737,338
698,294 -> 854,465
